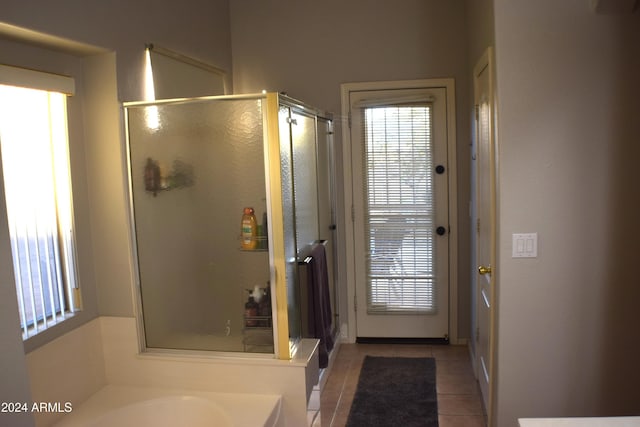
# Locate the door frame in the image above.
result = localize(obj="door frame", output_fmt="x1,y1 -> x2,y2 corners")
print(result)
340,79 -> 459,344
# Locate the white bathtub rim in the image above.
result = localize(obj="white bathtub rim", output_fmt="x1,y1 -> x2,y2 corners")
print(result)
85,395 -> 234,427
53,384 -> 282,427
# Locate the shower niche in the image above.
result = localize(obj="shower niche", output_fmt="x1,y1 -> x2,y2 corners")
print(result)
124,93 -> 336,359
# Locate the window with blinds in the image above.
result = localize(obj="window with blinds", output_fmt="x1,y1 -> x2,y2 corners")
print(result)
362,104 -> 437,314
0,82 -> 79,339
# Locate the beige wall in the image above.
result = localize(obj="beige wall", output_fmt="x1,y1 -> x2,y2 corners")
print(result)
1,0 -> 232,102
493,1 -> 640,425
81,52 -> 134,320
466,0 -> 495,69
230,0 -> 473,340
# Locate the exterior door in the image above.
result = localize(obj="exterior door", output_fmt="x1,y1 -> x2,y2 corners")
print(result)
349,84 -> 452,339
474,48 -> 496,415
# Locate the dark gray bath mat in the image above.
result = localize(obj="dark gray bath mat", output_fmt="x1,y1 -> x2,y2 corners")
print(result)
346,356 -> 438,427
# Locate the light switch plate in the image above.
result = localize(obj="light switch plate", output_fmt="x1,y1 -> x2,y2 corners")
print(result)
512,233 -> 538,258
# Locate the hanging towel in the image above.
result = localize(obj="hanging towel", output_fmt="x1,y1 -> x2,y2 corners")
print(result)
307,242 -> 334,368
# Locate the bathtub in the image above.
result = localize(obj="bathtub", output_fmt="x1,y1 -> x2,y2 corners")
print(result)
53,384 -> 282,427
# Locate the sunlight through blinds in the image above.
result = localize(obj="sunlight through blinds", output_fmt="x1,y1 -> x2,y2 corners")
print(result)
362,104 -> 437,314
0,84 -> 78,338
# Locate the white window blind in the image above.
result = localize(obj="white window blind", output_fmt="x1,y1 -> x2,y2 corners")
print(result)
0,82 -> 79,339
362,104 -> 437,314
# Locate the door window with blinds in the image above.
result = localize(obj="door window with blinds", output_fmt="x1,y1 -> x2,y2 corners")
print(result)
363,104 -> 436,313
0,65 -> 79,339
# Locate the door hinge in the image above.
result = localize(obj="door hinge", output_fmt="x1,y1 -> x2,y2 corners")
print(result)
474,104 -> 480,121
348,111 -> 352,128
477,218 -> 481,233
354,294 -> 357,312
351,205 -> 355,222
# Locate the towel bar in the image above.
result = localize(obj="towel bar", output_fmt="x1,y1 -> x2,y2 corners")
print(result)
299,256 -> 312,265
297,240 -> 327,264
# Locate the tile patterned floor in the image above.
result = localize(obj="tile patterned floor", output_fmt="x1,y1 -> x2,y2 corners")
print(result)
320,343 -> 486,427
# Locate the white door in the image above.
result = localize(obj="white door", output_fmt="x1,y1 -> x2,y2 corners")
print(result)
474,48 -> 496,414
349,85 -> 451,339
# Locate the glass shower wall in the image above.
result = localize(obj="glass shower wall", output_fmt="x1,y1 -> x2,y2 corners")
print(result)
278,105 -> 302,344
125,96 -> 274,354
291,112 -> 320,255
279,101 -> 338,345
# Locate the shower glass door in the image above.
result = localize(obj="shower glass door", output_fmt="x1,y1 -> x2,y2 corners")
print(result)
125,96 -> 274,354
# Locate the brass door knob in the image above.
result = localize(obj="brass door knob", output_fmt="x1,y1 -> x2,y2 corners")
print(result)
478,265 -> 492,275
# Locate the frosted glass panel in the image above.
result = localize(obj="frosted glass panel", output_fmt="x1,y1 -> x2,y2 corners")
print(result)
292,112 -> 319,252
278,106 -> 301,342
126,97 -> 273,353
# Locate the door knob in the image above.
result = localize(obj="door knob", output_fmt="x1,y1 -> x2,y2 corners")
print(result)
478,265 -> 492,275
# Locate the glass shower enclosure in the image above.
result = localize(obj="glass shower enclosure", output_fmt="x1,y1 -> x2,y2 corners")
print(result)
124,93 -> 335,359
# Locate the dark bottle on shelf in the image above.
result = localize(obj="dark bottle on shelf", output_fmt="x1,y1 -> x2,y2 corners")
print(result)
258,288 -> 270,316
245,296 -> 258,327
144,157 -> 161,196
258,287 -> 271,327
261,212 -> 268,249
